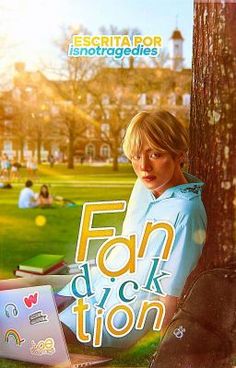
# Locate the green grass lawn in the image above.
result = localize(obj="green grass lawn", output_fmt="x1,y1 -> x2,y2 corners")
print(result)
0,164 -> 135,279
0,163 -> 160,367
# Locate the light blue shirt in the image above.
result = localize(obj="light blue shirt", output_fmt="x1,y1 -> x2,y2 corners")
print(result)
59,172 -> 207,347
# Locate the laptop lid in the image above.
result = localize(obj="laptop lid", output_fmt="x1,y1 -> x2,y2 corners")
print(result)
0,285 -> 71,367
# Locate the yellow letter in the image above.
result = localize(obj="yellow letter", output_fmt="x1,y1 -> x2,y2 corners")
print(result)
97,235 -> 136,277
143,36 -> 152,46
93,308 -> 104,347
138,221 -> 175,261
121,35 -> 131,47
101,36 -> 110,46
135,300 -> 165,331
91,36 -> 100,46
72,299 -> 91,342
106,304 -> 135,337
133,36 -> 143,46
83,35 -> 91,47
114,35 -> 121,47
75,201 -> 126,262
73,35 -> 82,47
154,36 -> 162,47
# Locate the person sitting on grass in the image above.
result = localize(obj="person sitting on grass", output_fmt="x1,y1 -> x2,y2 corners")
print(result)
36,184 -> 53,208
18,180 -> 37,208
0,182 -> 12,189
53,195 -> 76,207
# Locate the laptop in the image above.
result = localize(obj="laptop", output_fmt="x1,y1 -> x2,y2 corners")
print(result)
0,285 -> 112,367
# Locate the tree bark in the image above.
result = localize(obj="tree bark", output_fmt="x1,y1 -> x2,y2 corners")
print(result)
37,133 -> 42,164
112,154 -> 118,171
67,127 -> 75,169
112,138 -> 119,171
188,0 -> 236,276
19,139 -> 24,162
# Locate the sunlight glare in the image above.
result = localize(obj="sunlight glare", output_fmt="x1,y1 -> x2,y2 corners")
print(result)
5,0 -> 62,64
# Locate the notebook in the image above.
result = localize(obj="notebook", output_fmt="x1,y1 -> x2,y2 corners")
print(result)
19,254 -> 65,274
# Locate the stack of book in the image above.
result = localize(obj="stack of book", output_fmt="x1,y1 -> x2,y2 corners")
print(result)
15,254 -> 68,278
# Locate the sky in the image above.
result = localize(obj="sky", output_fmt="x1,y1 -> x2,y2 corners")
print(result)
0,0 -> 194,80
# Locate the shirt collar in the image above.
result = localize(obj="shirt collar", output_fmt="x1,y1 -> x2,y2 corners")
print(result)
149,172 -> 204,203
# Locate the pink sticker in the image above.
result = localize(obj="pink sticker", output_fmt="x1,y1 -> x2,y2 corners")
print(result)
23,292 -> 39,308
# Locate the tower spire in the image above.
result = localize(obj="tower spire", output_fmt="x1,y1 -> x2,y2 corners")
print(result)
176,14 -> 178,29
169,24 -> 184,72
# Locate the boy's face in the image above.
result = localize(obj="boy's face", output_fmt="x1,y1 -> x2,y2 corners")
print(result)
131,143 -> 180,196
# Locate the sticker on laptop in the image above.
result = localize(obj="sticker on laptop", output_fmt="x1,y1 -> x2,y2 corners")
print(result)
30,337 -> 55,356
23,292 -> 39,308
4,303 -> 19,318
4,329 -> 25,346
29,310 -> 49,325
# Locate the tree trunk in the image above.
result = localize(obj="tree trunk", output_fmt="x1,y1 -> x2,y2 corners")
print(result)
67,129 -> 74,169
37,134 -> 42,164
112,154 -> 118,171
112,139 -> 119,171
155,4 -> 236,366
19,139 -> 24,162
188,1 -> 236,277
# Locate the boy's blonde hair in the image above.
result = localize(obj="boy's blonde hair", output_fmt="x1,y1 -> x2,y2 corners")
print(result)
123,110 -> 189,159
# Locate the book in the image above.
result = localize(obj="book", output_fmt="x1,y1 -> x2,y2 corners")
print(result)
18,260 -> 66,275
15,262 -> 68,278
18,254 -> 65,274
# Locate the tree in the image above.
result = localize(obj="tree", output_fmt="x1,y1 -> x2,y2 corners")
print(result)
181,2 -> 236,364
9,87 -> 33,162
29,102 -> 52,164
10,70 -> 56,164
87,68 -> 140,171
188,0 -> 235,274
12,101 -> 29,161
152,3 -> 235,367
54,26 -> 101,169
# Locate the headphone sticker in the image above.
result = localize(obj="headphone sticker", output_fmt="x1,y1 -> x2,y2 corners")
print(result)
4,303 -> 19,318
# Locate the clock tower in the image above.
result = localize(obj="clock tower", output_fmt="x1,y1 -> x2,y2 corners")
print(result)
170,28 -> 184,71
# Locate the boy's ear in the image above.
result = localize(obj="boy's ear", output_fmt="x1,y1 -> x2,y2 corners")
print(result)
177,151 -> 187,165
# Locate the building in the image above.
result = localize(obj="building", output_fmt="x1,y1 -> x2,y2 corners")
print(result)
0,27 -> 191,164
169,28 -> 185,72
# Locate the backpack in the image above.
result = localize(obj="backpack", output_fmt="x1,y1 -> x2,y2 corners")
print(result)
149,266 -> 236,368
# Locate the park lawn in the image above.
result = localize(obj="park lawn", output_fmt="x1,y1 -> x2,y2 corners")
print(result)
19,163 -> 136,183
0,164 -> 160,367
0,164 -> 135,279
